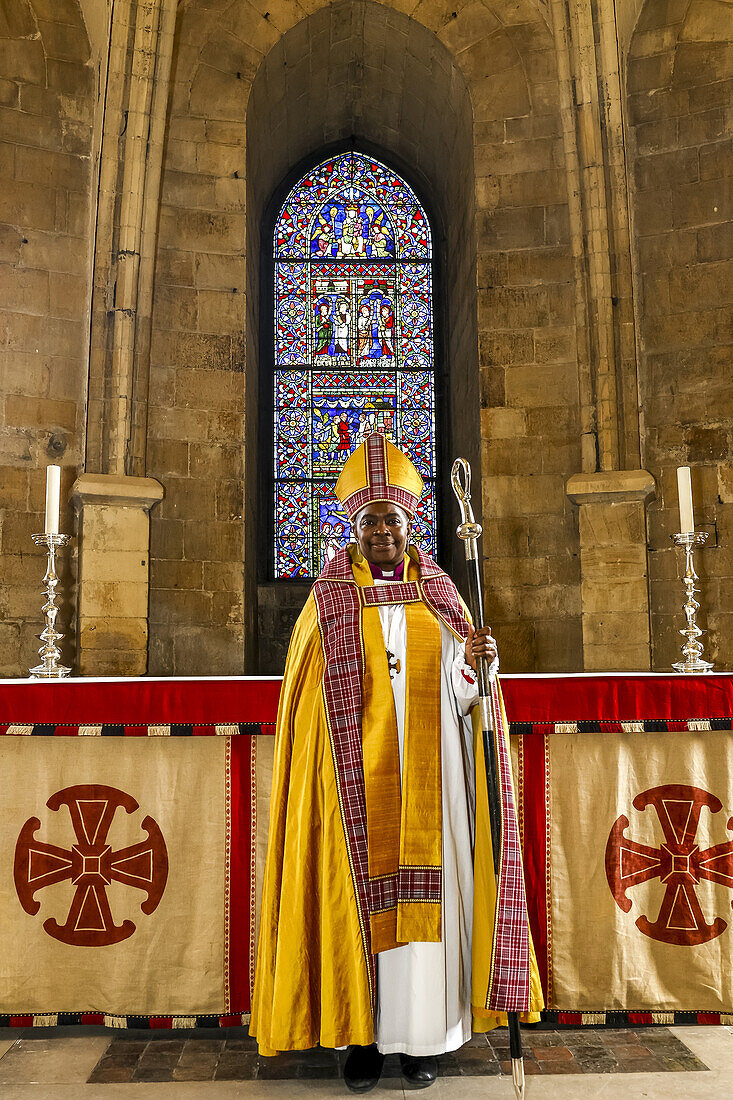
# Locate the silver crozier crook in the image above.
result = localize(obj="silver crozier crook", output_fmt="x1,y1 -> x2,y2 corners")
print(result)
451,457 -> 525,1100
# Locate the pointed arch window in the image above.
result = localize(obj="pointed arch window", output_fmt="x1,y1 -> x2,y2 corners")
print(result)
272,152 -> 437,578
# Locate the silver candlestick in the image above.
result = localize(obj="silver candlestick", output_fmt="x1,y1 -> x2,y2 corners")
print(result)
29,533 -> 71,679
671,531 -> 713,673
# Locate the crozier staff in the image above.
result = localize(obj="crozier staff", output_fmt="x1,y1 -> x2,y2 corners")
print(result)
251,432 -> 543,1092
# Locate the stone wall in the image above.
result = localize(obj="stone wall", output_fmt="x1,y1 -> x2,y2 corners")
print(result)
628,0 -> 733,669
144,0 -> 249,675
1,0 -> 731,679
0,0 -> 93,676
144,0 -> 581,675
473,11 -> 582,672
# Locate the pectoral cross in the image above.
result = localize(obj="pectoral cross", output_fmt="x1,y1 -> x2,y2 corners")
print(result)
386,649 -> 401,679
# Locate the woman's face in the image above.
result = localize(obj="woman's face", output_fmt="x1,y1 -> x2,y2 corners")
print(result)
354,501 -> 410,568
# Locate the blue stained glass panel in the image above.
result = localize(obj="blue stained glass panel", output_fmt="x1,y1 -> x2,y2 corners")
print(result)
273,152 -> 437,578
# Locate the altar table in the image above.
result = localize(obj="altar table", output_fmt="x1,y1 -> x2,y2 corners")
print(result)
1,673 -> 732,1030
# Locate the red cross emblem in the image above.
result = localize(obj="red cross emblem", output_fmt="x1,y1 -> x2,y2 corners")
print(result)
605,784 -> 733,945
14,784 -> 168,947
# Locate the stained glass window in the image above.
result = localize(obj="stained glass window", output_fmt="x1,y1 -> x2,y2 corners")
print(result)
273,152 -> 437,578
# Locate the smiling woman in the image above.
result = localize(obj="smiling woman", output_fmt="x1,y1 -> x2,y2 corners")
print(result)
251,429 -> 542,1083
353,503 -> 411,571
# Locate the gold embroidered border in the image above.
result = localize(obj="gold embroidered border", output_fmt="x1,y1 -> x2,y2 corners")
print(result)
544,730 -> 553,1008
223,738 -> 232,1014
249,736 -> 258,1002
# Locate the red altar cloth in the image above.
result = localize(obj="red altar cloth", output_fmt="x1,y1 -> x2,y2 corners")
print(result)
0,676 -> 282,728
1,672 -> 732,728
1,673 -> 732,1029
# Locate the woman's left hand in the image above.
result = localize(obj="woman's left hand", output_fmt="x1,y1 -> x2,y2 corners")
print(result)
464,625 -> 498,671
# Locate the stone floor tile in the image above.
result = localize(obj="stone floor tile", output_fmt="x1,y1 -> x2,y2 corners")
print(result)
463,1032 -> 490,1047
576,1055 -> 620,1074
136,1052 -> 179,1068
97,1052 -> 140,1066
380,1054 -> 403,1078
106,1040 -> 149,1055
568,1031 -> 614,1046
435,1052 -> 462,1074
534,1045 -> 574,1061
107,1039 -> 148,1054
544,1061 -> 583,1074
146,1040 -> 185,1054
436,1047 -> 500,1076
454,1058 -> 502,1077
257,1051 -> 340,1080
0,1037 -> 110,1085
214,1053 -> 259,1080
570,1043 -> 608,1058
184,1038 -> 225,1052
608,1043 -> 648,1057
87,1061 -> 135,1083
616,1057 -> 666,1073
499,1057 -> 542,1074
173,1064 -> 218,1081
177,1051 -> 220,1068
658,1054 -> 706,1071
529,1032 -> 567,1046
296,1064 -> 341,1079
223,1036 -> 258,1051
133,1065 -> 176,1082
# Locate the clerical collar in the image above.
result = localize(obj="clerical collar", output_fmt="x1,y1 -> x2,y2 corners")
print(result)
369,561 -> 404,581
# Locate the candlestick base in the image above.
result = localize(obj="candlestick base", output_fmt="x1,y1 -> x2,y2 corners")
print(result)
670,531 -> 713,674
672,656 -> 714,674
29,533 -> 72,680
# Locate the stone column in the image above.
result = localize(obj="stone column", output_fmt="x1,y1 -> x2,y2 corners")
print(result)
567,470 -> 655,671
550,0 -> 643,473
71,474 -> 164,676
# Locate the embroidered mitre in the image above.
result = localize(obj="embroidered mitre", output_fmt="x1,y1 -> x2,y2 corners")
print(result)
335,432 -> 423,518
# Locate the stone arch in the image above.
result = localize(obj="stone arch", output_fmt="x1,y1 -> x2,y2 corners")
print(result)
246,4 -> 478,666
148,0 -> 578,674
627,0 -> 733,669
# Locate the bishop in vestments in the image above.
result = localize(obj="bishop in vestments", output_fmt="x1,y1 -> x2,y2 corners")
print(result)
251,433 -> 543,1090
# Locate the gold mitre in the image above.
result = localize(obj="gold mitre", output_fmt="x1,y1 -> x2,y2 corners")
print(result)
335,432 -> 423,519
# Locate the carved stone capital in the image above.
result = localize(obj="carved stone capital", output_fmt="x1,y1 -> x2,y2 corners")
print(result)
71,473 -> 164,512
566,469 -> 656,506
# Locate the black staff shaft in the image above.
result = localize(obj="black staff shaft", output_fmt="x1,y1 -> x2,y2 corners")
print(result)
451,458 -> 524,1098
466,554 -> 523,1072
464,554 -> 502,865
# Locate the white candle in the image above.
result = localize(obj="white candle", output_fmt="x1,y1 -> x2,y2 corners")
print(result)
677,466 -> 694,534
44,465 -> 61,535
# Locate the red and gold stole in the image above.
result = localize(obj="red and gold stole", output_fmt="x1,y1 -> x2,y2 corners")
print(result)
356,553 -> 442,951
315,548 -> 445,957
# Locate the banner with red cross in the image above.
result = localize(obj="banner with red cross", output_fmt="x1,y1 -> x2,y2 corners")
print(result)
0,675 -> 279,1027
509,674 -> 733,1023
1,673 -> 733,1028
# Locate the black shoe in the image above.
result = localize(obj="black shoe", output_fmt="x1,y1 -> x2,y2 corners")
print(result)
344,1044 -> 385,1093
399,1053 -> 438,1087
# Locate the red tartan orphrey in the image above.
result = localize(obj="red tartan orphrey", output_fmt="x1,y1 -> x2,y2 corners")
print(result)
315,545 -> 531,1013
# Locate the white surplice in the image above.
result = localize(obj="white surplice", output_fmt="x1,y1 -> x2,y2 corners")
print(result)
371,574 -> 495,1057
